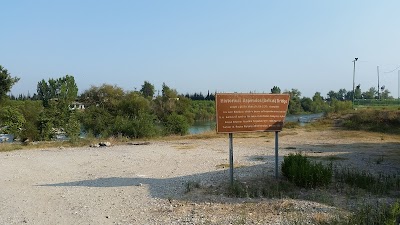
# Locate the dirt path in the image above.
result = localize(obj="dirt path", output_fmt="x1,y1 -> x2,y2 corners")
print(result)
1,129 -> 399,224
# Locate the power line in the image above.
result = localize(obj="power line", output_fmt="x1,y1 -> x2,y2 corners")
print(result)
384,65 -> 400,74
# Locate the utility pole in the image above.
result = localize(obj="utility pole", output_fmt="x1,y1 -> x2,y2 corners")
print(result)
377,66 -> 380,100
352,58 -> 358,107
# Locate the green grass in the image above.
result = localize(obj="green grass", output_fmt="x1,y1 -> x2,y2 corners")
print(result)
307,155 -> 348,161
334,168 -> 400,195
341,109 -> 400,134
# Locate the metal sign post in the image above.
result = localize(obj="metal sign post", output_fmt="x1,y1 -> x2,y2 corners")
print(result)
229,133 -> 234,186
215,93 -> 289,186
275,131 -> 279,178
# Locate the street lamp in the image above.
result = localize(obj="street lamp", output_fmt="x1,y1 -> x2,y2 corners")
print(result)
352,57 -> 358,107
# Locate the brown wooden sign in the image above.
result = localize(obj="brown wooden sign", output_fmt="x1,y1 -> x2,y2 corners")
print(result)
216,93 -> 290,133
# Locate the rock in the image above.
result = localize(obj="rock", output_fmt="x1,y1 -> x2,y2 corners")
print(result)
99,142 -> 111,147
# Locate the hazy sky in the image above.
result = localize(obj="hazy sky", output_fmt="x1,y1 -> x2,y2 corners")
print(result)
2,0 -> 400,98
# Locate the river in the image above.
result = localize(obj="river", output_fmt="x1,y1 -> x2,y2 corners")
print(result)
188,113 -> 324,134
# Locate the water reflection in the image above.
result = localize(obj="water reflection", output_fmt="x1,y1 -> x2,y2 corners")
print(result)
188,113 -> 324,134
188,120 -> 216,134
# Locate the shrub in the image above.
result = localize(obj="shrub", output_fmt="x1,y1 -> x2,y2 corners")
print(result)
343,201 -> 400,225
281,153 -> 332,188
163,113 -> 189,136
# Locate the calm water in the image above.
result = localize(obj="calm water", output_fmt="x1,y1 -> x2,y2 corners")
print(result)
188,113 -> 324,134
188,120 -> 216,134
0,134 -> 14,143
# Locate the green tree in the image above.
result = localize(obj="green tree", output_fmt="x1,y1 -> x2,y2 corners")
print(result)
300,97 -> 313,112
381,89 -> 392,99
0,106 -> 26,138
337,89 -> 347,101
36,75 -> 78,140
79,84 -> 124,113
64,112 -> 81,141
38,110 -> 54,140
355,85 -> 362,99
311,92 -> 327,113
37,75 -> 78,107
79,106 -> 113,137
362,87 -> 377,99
270,86 -> 281,94
140,81 -> 155,98
0,65 -> 20,102
18,100 -> 43,141
162,82 -> 178,99
327,90 -> 338,102
285,89 -> 303,114
119,91 -> 151,118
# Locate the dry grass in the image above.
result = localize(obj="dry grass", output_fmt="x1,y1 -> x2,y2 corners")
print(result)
0,143 -> 23,152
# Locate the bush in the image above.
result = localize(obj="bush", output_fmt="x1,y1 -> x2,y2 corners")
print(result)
281,153 -> 332,188
329,99 -> 352,113
163,113 -> 189,136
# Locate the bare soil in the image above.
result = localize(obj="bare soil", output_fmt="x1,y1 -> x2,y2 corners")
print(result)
0,128 -> 399,224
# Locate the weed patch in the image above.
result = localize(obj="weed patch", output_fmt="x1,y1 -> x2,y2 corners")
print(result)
282,153 -> 332,188
334,168 -> 400,195
184,180 -> 201,193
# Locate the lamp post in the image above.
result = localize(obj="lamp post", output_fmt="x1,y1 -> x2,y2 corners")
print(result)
352,58 -> 358,107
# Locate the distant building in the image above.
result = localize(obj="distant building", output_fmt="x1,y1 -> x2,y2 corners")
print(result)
69,102 -> 85,110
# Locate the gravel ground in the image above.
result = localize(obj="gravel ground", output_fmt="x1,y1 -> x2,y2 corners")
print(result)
0,129 -> 399,224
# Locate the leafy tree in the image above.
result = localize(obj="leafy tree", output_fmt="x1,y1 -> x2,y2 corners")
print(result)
337,89 -> 347,101
381,89 -> 392,99
0,106 -> 25,138
270,86 -> 281,94
79,84 -> 124,114
79,105 -> 113,137
300,97 -> 313,112
38,110 -> 54,140
18,100 -> 43,141
140,81 -> 155,99
311,92 -> 327,113
64,112 -> 81,141
162,82 -> 178,99
37,75 -> 78,107
119,91 -> 151,118
191,100 -> 215,120
326,90 -> 338,102
0,65 -> 20,102
285,89 -> 303,114
362,87 -> 377,99
346,85 -> 362,100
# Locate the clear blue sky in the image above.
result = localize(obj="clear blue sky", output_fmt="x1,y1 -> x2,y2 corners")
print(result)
2,0 -> 400,98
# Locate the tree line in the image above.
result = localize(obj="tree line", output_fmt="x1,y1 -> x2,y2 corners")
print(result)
0,66 -> 216,141
0,65 -> 395,142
